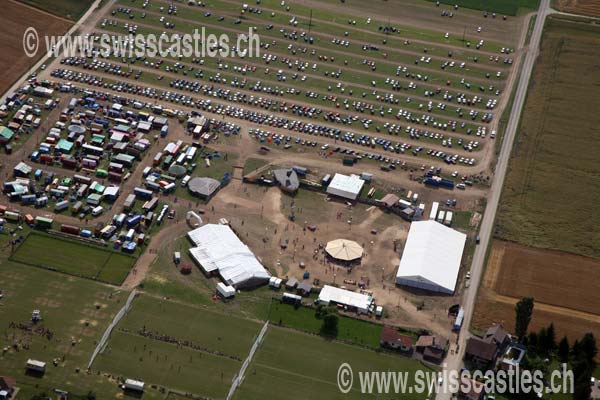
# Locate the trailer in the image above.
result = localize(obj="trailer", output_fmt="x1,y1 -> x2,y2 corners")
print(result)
124,379 -> 145,393
216,282 -> 235,299
123,194 -> 136,210
453,308 -> 464,331
55,200 -> 69,212
26,359 -> 46,373
61,224 -> 80,235
134,187 -> 153,200
35,216 -> 53,229
429,202 -> 439,221
444,211 -> 453,226
437,210 -> 446,224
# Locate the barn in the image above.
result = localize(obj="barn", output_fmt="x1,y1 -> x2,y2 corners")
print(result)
395,220 -> 466,295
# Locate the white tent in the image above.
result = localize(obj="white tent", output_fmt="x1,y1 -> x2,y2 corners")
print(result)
318,285 -> 373,314
326,173 -> 364,200
325,239 -> 363,261
395,220 -> 466,295
188,224 -> 270,288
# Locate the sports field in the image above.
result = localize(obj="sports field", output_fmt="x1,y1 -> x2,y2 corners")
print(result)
0,261 -> 130,398
235,325 -> 435,400
11,233 -> 137,285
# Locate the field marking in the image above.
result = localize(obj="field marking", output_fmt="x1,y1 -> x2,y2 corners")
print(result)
88,288 -> 136,369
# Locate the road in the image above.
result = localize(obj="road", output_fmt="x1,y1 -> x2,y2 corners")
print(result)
437,0 -> 552,398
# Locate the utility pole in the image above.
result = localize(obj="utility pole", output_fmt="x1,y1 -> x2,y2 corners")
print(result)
308,10 -> 313,33
462,24 -> 466,42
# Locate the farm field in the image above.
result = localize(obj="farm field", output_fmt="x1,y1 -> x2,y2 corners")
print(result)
475,15 -> 600,350
11,232 -> 137,285
427,0 -> 540,15
0,260 -> 135,398
495,16 -> 600,259
234,325 -> 435,400
0,1 -> 71,95
19,0 -> 95,20
553,0 -> 600,17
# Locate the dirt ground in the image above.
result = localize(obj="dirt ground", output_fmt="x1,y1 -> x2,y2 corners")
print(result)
0,1 -> 72,94
474,240 -> 600,343
554,0 -> 600,17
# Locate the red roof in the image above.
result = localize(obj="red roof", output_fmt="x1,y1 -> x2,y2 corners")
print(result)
380,326 -> 414,348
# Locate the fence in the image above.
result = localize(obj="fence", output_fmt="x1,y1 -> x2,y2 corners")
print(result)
226,320 -> 269,400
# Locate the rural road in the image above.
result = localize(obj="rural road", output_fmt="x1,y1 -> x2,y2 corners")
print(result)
437,0 -> 552,398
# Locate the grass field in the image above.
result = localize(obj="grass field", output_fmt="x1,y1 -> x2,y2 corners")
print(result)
20,0 -> 95,20
11,232 -> 137,285
93,295 -> 262,397
0,261 -> 138,398
427,0 -> 539,15
234,325 -> 435,400
495,16 -> 600,259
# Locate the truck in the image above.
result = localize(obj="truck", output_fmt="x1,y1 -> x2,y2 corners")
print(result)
61,224 -> 80,235
453,308 -> 464,331
429,202 -> 439,221
437,210 -> 445,224
444,211 -> 453,226
35,216 -> 53,229
181,175 -> 191,187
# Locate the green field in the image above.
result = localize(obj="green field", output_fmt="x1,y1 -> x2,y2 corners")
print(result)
0,261 -> 141,398
495,16 -> 600,258
93,295 -> 262,397
11,232 -> 137,285
427,0 -> 539,15
234,326 -> 435,400
20,0 -> 95,20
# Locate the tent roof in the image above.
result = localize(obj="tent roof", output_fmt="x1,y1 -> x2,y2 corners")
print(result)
318,285 -> 372,311
396,220 -> 466,293
188,224 -> 270,287
325,239 -> 363,261
326,173 -> 364,200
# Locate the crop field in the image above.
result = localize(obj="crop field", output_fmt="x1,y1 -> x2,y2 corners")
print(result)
234,325 -> 434,400
554,0 -> 600,17
20,0 -> 95,20
0,1 -> 71,94
11,232 -> 137,285
475,14 -> 600,352
495,16 -> 600,258
0,260 -> 129,398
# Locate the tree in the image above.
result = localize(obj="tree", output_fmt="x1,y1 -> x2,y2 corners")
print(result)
558,336 -> 570,364
320,313 -> 339,338
514,297 -> 534,340
546,323 -> 556,351
571,333 -> 597,400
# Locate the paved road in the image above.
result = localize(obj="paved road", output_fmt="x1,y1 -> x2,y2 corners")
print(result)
437,0 -> 552,398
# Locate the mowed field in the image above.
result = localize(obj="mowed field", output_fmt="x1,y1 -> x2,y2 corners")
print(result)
0,1 -> 71,95
495,16 -> 600,259
11,233 -> 137,285
475,15 -> 600,346
554,0 -> 600,17
234,326 -> 436,400
0,261 -> 130,398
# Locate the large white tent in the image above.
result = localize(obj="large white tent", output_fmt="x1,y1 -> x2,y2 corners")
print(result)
318,285 -> 373,314
326,173 -> 364,200
395,220 -> 466,295
325,239 -> 363,261
188,224 -> 270,288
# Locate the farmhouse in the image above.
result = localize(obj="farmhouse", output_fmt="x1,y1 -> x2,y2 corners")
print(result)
326,173 -> 364,200
395,220 -> 466,295
317,285 -> 373,314
188,224 -> 270,288
380,327 -> 414,352
464,337 -> 499,368
273,168 -> 299,193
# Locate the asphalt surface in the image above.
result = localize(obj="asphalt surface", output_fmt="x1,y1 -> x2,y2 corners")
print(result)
437,1 -> 552,398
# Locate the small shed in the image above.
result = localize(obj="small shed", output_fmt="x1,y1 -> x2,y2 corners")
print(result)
297,281 -> 312,296
285,277 -> 299,289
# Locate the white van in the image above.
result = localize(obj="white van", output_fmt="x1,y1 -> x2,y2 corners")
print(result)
181,175 -> 191,187
92,206 -> 104,216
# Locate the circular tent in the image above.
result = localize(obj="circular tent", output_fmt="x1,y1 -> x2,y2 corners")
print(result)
325,239 -> 363,261
168,164 -> 187,177
68,125 -> 86,135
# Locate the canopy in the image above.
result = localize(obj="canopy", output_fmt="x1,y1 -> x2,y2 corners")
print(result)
325,239 -> 363,261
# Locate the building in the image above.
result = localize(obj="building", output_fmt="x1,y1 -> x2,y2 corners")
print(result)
188,224 -> 270,288
378,193 -> 399,208
415,335 -> 447,363
0,377 -> 15,397
465,337 -> 499,368
380,327 -> 414,353
326,173 -> 365,200
188,177 -> 221,200
272,168 -> 299,193
395,220 -> 467,295
0,126 -> 15,144
317,285 -> 373,314
459,378 -> 485,400
296,280 -> 312,296
13,162 -> 32,177
483,324 -> 510,348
